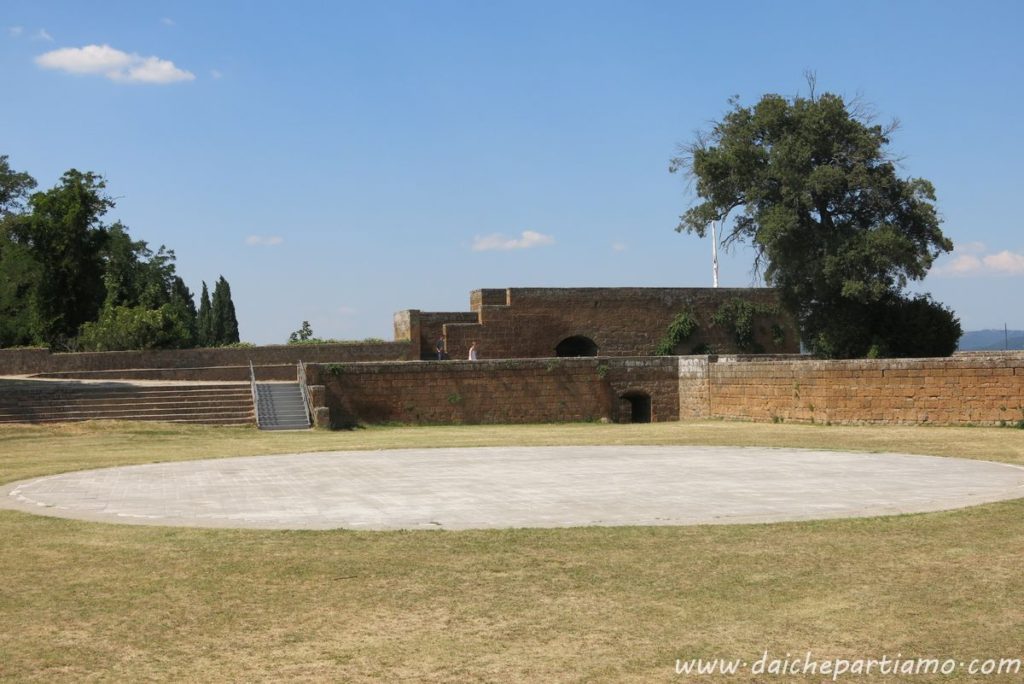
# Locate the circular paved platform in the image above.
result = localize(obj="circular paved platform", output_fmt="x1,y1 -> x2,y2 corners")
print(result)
3,446 -> 1023,530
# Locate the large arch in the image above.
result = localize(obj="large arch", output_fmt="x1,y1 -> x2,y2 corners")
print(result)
555,335 -> 599,357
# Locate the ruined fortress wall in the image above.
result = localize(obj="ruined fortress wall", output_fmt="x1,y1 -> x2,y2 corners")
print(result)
394,310 -> 479,360
307,357 -> 680,426
679,353 -> 1024,426
438,287 -> 798,362
0,342 -> 414,377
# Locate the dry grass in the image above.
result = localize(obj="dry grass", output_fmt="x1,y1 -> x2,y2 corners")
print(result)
1,421 -> 1023,682
3,419 -> 1024,487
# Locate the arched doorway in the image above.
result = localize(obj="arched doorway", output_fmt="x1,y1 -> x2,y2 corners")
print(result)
555,335 -> 599,357
620,391 -> 652,423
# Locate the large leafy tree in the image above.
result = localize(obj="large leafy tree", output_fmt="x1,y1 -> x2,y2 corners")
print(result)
102,223 -> 179,310
672,84 -> 960,358
0,156 -> 208,350
0,158 -> 40,346
0,231 -> 39,347
0,155 -> 36,216
11,169 -> 112,347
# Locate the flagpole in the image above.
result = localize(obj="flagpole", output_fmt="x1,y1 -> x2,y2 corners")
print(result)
711,219 -> 719,288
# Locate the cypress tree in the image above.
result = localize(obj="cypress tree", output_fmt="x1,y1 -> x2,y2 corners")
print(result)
197,281 -> 212,347
221,278 -> 240,344
168,276 -> 198,347
210,276 -> 240,345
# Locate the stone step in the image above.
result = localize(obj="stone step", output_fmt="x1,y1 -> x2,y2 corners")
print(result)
0,381 -> 257,426
1,385 -> 252,395
0,405 -> 254,420
0,397 -> 254,411
0,412 -> 255,425
0,395 -> 251,411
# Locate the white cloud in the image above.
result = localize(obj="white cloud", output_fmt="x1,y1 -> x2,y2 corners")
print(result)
983,250 -> 1024,274
337,305 -> 357,315
35,44 -> 194,84
160,17 -> 176,27
471,230 -> 555,252
110,56 -> 194,84
8,26 -> 24,37
245,235 -> 284,246
612,242 -> 627,253
934,247 -> 1024,276
938,254 -> 983,275
957,241 -> 987,255
33,29 -> 53,42
210,68 -> 223,80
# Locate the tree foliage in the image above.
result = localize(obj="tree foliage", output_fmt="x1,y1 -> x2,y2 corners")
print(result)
289,320 -> 314,343
10,169 -> 112,346
210,276 -> 240,346
197,282 -> 213,347
0,155 -> 37,217
78,304 -> 195,352
672,83 -> 960,358
0,156 -> 233,351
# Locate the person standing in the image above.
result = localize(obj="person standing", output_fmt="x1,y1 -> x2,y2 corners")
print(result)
435,334 -> 445,360
468,341 -> 478,361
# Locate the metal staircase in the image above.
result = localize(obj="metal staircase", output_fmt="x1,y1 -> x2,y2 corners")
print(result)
251,362 -> 312,430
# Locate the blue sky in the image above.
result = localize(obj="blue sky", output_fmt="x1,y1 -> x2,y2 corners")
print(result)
2,0 -> 1022,343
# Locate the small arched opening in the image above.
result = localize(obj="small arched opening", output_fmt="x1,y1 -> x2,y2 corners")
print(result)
555,335 -> 599,357
619,391 -> 652,424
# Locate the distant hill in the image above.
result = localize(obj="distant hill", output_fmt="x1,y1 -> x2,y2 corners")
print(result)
958,329 -> 1024,351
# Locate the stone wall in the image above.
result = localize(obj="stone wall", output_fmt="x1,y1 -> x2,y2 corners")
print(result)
306,357 -> 680,426
410,287 -> 799,361
394,310 -> 479,360
33,365 -> 299,382
0,342 -> 414,377
308,352 -> 1024,428
679,353 -> 1024,426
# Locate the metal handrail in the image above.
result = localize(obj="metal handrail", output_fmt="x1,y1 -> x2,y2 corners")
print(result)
297,360 -> 313,427
249,360 -> 261,428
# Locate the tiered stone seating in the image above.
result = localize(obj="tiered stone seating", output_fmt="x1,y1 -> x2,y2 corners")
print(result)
0,380 -> 255,426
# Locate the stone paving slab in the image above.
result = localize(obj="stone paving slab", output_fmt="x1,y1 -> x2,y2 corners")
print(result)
2,446 -> 1023,530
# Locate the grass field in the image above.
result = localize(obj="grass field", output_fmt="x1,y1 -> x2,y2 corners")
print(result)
1,421 -> 1023,682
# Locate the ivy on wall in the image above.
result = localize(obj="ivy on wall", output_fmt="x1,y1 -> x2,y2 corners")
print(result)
656,299 -> 787,355
654,310 -> 699,355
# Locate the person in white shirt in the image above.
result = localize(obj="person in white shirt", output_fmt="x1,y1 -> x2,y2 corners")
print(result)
468,341 -> 478,360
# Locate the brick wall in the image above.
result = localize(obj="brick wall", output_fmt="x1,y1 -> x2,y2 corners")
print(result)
306,357 -> 680,426
0,342 -> 413,377
394,310 -> 479,360
679,353 -> 1024,426
420,287 -> 798,362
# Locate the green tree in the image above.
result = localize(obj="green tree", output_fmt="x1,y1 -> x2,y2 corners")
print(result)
289,320 -> 314,343
672,82 -> 959,358
0,155 -> 37,217
78,304 -> 194,351
10,169 -> 112,347
101,222 -> 180,310
210,276 -> 240,345
168,276 -> 198,347
0,231 -> 40,347
0,158 -> 40,346
197,281 -> 213,346
1,158 -> 203,350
